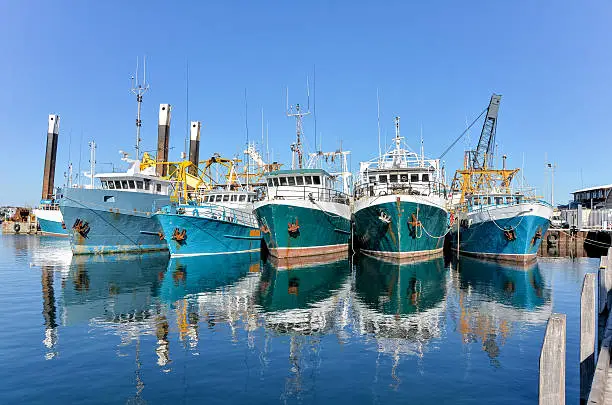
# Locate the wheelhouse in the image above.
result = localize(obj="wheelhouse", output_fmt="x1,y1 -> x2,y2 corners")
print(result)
99,173 -> 172,195
197,190 -> 256,205
262,169 -> 349,205
464,193 -> 528,211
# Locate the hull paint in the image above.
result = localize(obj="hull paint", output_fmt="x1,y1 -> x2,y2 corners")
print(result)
452,202 -> 552,263
354,195 -> 448,258
60,187 -> 170,255
254,200 -> 351,259
37,217 -> 67,236
34,208 -> 67,236
361,247 -> 443,263
155,213 -> 261,257
269,249 -> 349,270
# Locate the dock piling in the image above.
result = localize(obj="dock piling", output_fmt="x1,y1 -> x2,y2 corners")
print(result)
581,273 -> 597,402
539,313 -> 566,405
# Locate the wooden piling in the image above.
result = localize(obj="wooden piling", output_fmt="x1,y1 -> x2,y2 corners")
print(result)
581,273 -> 597,402
599,268 -> 607,314
539,313 -> 566,405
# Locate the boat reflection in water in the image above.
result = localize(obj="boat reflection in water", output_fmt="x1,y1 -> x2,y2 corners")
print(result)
256,256 -> 352,400
162,252 -> 261,304
256,256 -> 351,333
448,256 -> 552,366
353,254 -> 447,356
161,252 -> 263,344
58,252 -> 171,403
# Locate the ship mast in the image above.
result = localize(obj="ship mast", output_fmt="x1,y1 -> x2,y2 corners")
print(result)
130,56 -> 150,160
287,83 -> 311,169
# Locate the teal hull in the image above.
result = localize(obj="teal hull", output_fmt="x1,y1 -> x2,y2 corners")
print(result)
155,213 -> 260,257
254,202 -> 350,258
450,212 -> 551,262
38,217 -> 67,236
354,199 -> 448,258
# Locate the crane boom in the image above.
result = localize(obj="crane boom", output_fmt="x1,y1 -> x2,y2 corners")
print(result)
471,94 -> 501,169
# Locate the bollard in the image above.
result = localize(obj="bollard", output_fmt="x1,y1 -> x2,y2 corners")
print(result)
581,274 -> 597,402
539,313 -> 566,405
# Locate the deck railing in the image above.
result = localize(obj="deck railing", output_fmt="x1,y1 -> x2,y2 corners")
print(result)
175,203 -> 258,228
354,181 -> 448,200
261,186 -> 350,206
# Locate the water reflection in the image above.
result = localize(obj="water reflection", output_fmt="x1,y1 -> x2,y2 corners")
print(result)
448,257 -> 552,367
161,252 -> 262,351
24,234 -> 561,403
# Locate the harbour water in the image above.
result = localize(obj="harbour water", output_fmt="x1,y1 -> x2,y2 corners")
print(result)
0,234 -> 597,404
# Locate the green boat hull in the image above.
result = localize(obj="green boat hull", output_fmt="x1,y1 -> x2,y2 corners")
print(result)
354,198 -> 448,259
254,201 -> 350,258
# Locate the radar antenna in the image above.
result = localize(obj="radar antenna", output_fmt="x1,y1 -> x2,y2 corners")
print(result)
130,56 -> 150,159
286,79 -> 311,169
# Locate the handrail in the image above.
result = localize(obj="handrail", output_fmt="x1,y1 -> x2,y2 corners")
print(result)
260,186 -> 350,206
354,180 -> 448,200
174,203 -> 258,228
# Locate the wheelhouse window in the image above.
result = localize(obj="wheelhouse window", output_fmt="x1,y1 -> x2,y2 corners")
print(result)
506,197 -> 513,204
144,180 -> 150,190
400,174 -> 409,182
369,176 -> 376,183
248,195 -> 254,202
101,181 -> 108,189
515,197 -> 521,204
239,195 -> 246,202
473,197 -> 480,205
231,195 -> 237,202
121,180 -> 128,189
288,177 -> 296,186
215,195 -> 222,202
379,175 -> 387,183
108,181 -> 115,189
296,176 -> 304,185
273,178 -> 279,186
390,174 -> 398,183
156,183 -> 162,193
313,176 -> 321,185
223,195 -> 230,202
128,180 -> 135,189
305,176 -> 312,185
422,174 -> 429,182
267,179 -> 273,187
136,181 -> 143,190
280,177 -> 288,186
495,197 -> 503,205
115,181 -> 122,189
411,174 -> 419,182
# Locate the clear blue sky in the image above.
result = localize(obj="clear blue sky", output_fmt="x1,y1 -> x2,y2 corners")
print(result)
1,1 -> 610,206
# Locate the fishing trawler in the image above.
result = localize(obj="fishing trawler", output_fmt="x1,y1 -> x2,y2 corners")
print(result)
155,144 -> 262,257
60,65 -> 175,254
60,150 -> 173,254
253,102 -> 352,259
353,116 -> 449,260
34,201 -> 65,236
449,94 -> 552,263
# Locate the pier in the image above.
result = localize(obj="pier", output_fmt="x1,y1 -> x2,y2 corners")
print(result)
539,247 -> 612,404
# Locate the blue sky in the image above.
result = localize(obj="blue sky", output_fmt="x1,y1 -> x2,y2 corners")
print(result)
0,1 -> 610,206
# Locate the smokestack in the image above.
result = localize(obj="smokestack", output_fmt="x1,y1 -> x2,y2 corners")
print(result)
42,114 -> 60,200
156,104 -> 171,177
188,121 -> 201,175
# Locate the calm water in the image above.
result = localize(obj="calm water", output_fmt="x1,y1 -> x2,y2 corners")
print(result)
0,234 -> 597,404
